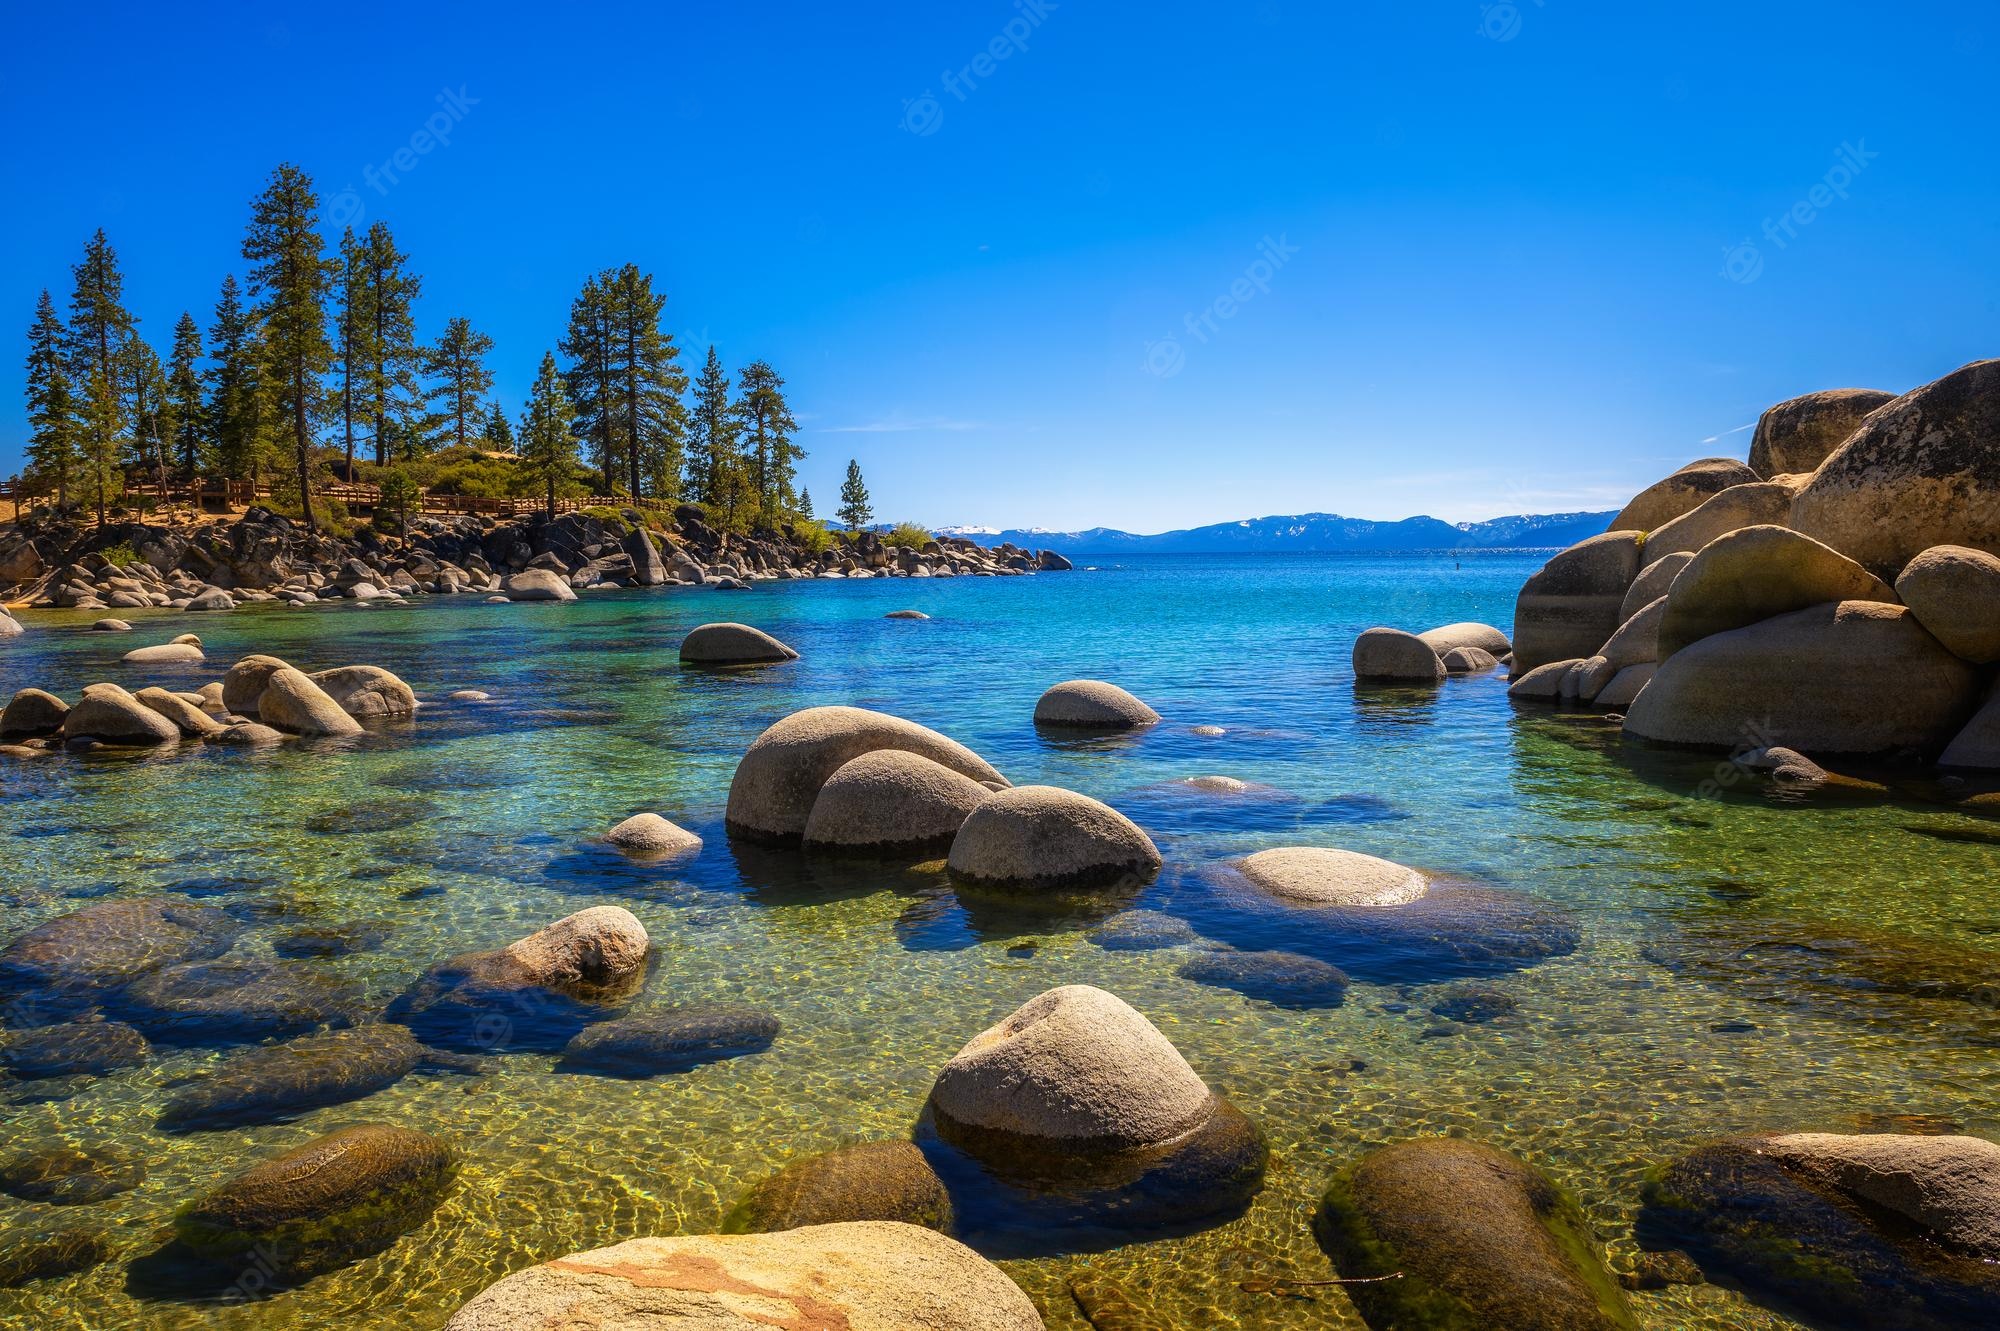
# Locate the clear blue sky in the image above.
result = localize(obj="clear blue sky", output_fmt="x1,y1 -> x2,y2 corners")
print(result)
2,1 -> 1993,530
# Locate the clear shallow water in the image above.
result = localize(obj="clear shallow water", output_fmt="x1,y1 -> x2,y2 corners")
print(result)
1,551 -> 1996,1329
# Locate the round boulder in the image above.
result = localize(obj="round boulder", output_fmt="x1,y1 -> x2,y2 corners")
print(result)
1655,525 -> 1895,660
1315,1137 -> 1636,1331
724,1142 -> 951,1235
1619,549 -> 1691,622
1612,457 -> 1761,533
501,568 -> 577,602
91,618 -> 131,632
309,665 -> 417,717
441,1222 -> 1042,1331
122,640 -> 204,665
259,667 -> 365,736
1352,628 -> 1445,683
1419,621 -> 1512,658
134,685 -> 224,738
604,813 -> 702,859
1896,544 -> 2000,664
60,682 -> 180,746
1237,847 -> 1428,907
0,1019 -> 150,1080
1789,359 -> 2000,576
1511,532 -> 1643,673
1033,679 -> 1161,729
725,706 -> 1006,844
1441,645 -> 1500,674
803,750 -> 990,855
1641,481 -> 1798,566
1749,386 -> 1897,477
222,655 -> 293,714
928,985 -> 1213,1153
1626,600 -> 1978,755
173,1124 -> 459,1281
679,622 -> 799,665
1,688 -> 68,739
946,785 -> 1161,890
156,1026 -> 432,1132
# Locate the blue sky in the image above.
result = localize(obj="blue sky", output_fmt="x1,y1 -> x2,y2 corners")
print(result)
2,1 -> 1993,530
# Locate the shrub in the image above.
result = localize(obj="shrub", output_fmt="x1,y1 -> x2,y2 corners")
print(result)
882,521 -> 932,549
99,541 -> 139,568
789,518 -> 835,556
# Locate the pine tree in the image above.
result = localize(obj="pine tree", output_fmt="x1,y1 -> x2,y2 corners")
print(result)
67,228 -> 135,392
123,337 -> 171,496
207,275 -> 271,484
25,290 -> 83,506
559,273 -> 616,487
242,164 -> 334,530
797,488 -> 814,520
80,362 -> 124,524
734,360 -> 801,526
519,351 -> 581,518
166,312 -> 205,480
334,227 -> 370,475
422,316 -> 495,452
360,222 -> 424,466
485,400 -> 516,452
684,346 -> 740,505
837,458 -> 872,533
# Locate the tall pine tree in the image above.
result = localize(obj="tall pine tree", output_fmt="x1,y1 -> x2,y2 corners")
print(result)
560,265 -> 686,497
734,360 -> 801,527
334,227 -> 370,475
24,290 -> 82,506
80,362 -> 124,524
123,337 -> 171,495
422,316 -> 495,452
519,351 -> 581,518
207,275 -> 271,485
242,164 -> 334,530
166,312 -> 206,480
67,228 -> 135,396
484,400 -> 516,452
361,222 -> 424,465
684,346 -> 740,506
558,273 -> 616,487
837,458 -> 872,533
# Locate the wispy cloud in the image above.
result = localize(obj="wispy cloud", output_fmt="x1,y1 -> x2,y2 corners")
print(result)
1698,422 -> 1756,444
821,413 -> 989,434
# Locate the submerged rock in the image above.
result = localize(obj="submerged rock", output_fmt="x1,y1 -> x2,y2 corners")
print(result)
1033,679 -> 1161,729
173,1124 -> 459,1282
0,897 -> 242,1017
0,1227 -> 110,1288
947,786 -> 1160,891
604,812 -> 702,859
441,1222 -> 1043,1331
1314,1137 -> 1636,1331
157,1026 -> 436,1131
679,621 -> 798,665
117,958 -> 363,1045
0,1019 -> 149,1079
724,1141 -> 952,1234
1638,1132 -> 2000,1330
1178,948 -> 1349,1008
555,1003 -> 779,1077
726,706 -> 1006,844
1087,909 -> 1202,951
803,750 -> 990,856
0,1144 -> 145,1205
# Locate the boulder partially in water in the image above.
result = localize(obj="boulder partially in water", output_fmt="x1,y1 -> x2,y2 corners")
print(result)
388,907 -> 650,1051
1441,645 -> 1501,674
724,1141 -> 952,1234
679,622 -> 799,665
173,1124 -> 459,1282
946,786 -> 1160,891
726,706 -> 1006,845
309,665 -> 417,717
157,1025 -> 435,1131
556,1003 -> 778,1077
1419,621 -> 1512,658
122,638 -> 205,665
60,682 -> 180,746
134,685 -> 224,738
1033,679 -> 1161,729
222,654 -> 292,714
0,688 -> 68,739
1638,1132 -> 2000,1330
259,667 -> 365,736
501,568 -> 576,602
1314,1137 -> 1636,1331
441,1222 -> 1042,1331
1238,847 -> 1428,906
1511,532 -> 1643,674
604,812 -> 702,859
804,750 -> 990,856
1352,628 -> 1445,683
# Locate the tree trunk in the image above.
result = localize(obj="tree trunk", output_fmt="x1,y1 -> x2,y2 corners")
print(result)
294,367 -> 316,532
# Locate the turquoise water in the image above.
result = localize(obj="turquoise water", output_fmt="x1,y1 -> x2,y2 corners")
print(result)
2,551 -> 1998,1329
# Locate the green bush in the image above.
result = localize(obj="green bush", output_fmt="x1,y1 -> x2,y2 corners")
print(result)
882,521 -> 932,548
789,518 -> 835,556
99,541 -> 139,568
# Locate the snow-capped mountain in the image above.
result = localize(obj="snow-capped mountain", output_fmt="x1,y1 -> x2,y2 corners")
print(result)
934,511 -> 1614,555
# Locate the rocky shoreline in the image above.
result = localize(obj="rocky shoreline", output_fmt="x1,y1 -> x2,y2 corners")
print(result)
0,504 -> 1073,618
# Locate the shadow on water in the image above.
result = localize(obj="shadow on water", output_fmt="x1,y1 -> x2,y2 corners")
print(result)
1113,778 -> 1406,836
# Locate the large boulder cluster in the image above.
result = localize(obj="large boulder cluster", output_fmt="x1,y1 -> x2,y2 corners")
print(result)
1353,621 -> 1513,681
0,505 -> 1072,615
1508,360 -> 2000,765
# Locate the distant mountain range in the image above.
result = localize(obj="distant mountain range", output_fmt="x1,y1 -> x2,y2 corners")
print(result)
934,511 -> 1615,555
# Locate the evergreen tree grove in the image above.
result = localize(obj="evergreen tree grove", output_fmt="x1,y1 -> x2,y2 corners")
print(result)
25,289 -> 83,505
559,264 -> 686,498
207,275 -> 271,486
362,222 -> 424,465
734,359 -> 801,527
80,362 -> 124,524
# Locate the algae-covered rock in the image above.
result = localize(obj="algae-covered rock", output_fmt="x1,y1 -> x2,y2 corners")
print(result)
0,1144 -> 145,1205
724,1141 -> 952,1234
157,1026 -> 434,1131
555,1004 -> 778,1077
173,1124 -> 458,1281
1314,1137 -> 1636,1331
